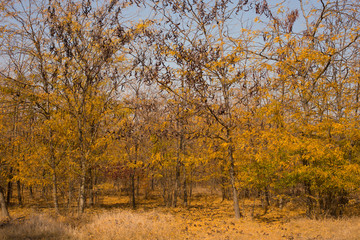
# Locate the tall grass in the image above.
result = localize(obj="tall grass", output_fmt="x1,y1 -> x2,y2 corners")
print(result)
73,210 -> 183,240
0,214 -> 72,240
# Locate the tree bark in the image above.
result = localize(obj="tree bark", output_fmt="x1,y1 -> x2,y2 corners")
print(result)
68,178 -> 73,210
52,171 -> 59,213
48,127 -> 59,213
172,161 -> 180,207
173,118 -> 184,208
228,144 -> 242,218
151,176 -> 154,191
29,186 -> 34,199
263,186 -> 270,215
182,164 -> 188,207
305,181 -> 314,218
16,180 -> 22,206
189,169 -> 193,205
6,181 -> 12,205
136,175 -> 140,198
78,160 -> 87,215
88,168 -> 94,207
130,171 -> 136,209
129,142 -> 138,209
220,164 -> 230,201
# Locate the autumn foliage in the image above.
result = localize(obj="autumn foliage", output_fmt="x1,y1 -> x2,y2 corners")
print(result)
0,0 -> 360,223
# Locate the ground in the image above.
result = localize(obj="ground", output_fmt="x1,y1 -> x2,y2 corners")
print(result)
0,193 -> 359,239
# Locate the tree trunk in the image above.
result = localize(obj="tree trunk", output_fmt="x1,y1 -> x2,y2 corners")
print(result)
129,142 -> 138,209
136,175 -> 140,198
78,161 -> 86,215
49,127 -> 59,213
151,176 -> 154,191
42,185 -> 46,198
189,169 -> 193,204
16,180 -> 22,206
52,171 -> 59,213
29,186 -> 34,199
88,168 -> 94,207
182,164 -> 188,207
220,164 -> 230,201
68,178 -> 72,210
262,186 -> 270,215
6,181 -> 12,205
305,181 -> 314,218
172,161 -> 180,207
130,171 -> 136,209
6,167 -> 13,205
228,144 -> 242,218
161,180 -> 167,206
42,170 -> 46,198
0,187 -> 10,219
173,127 -> 183,208
93,171 -> 98,205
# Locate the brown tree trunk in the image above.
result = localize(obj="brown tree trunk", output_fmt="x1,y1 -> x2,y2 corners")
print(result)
129,143 -> 138,210
130,171 -> 136,209
182,164 -> 188,207
49,128 -> 59,213
88,168 -> 94,207
68,178 -> 73,210
220,164 -> 230,201
262,186 -> 270,215
228,143 -> 242,218
41,170 -> 46,198
78,160 -> 86,215
52,171 -> 59,213
16,180 -> 22,206
29,186 -> 34,199
173,126 -> 183,208
189,168 -> 193,205
136,175 -> 140,198
305,181 -> 314,218
151,176 -> 154,191
6,181 -> 12,205
42,185 -> 46,198
172,161 -> 180,207
93,171 -> 98,205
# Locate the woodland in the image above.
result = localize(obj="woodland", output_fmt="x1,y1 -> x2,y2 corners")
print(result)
0,0 -> 360,232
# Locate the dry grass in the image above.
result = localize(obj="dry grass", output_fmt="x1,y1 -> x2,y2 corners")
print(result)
1,195 -> 359,240
1,211 -> 358,240
73,210 -> 182,240
175,215 -> 360,239
0,214 -> 72,240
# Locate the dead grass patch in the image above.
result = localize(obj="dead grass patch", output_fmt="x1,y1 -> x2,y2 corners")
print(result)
0,214 -> 72,240
73,210 -> 183,240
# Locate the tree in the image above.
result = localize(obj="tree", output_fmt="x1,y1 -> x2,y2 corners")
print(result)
148,0 -> 267,218
251,0 -> 360,217
44,0 -> 143,214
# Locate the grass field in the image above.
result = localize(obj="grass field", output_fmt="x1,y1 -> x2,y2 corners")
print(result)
1,194 -> 360,240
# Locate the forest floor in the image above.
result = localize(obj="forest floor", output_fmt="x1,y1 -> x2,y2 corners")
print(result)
0,192 -> 360,239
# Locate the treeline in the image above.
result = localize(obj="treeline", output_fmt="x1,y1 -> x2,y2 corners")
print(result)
0,0 -> 359,219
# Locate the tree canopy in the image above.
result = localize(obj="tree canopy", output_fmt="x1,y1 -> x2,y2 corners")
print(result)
0,0 -> 359,219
